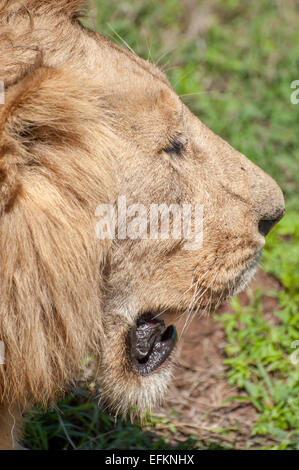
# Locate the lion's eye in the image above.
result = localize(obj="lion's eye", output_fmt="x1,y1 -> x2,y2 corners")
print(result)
162,135 -> 186,156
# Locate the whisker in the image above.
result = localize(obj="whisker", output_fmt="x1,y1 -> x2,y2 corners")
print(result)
153,276 -> 199,321
180,268 -> 217,339
162,64 -> 180,74
173,68 -> 195,90
153,265 -> 206,322
145,36 -> 153,63
179,90 -> 219,98
155,47 -> 177,67
107,23 -> 137,56
179,284 -> 201,339
192,269 -> 219,321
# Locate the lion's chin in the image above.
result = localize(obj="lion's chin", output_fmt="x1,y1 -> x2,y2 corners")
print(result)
97,358 -> 174,418
97,254 -> 261,417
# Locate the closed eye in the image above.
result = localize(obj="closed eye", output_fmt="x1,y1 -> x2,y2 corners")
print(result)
161,134 -> 186,156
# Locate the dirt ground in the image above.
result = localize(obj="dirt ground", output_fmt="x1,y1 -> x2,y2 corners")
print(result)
154,269 -> 281,449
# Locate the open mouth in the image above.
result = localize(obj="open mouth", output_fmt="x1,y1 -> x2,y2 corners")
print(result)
128,312 -> 177,376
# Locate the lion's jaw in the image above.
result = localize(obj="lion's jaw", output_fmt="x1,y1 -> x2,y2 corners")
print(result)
0,1 -> 284,416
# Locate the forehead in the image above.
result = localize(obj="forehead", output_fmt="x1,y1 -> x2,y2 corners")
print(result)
84,33 -> 185,145
88,31 -> 178,101
95,33 -> 171,85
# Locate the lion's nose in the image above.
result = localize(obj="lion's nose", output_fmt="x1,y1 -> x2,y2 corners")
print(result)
258,208 -> 285,236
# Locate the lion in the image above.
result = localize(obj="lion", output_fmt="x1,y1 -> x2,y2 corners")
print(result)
0,0 -> 284,450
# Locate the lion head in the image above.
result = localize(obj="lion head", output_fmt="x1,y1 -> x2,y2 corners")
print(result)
0,0 -> 284,438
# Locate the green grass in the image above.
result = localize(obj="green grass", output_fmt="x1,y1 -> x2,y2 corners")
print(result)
24,388 -> 197,450
24,387 -> 209,450
24,0 -> 298,450
216,212 -> 299,450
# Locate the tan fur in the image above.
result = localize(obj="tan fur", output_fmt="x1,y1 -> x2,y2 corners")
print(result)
0,0 -> 284,449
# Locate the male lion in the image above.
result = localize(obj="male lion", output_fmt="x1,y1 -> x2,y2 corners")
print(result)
0,0 -> 284,449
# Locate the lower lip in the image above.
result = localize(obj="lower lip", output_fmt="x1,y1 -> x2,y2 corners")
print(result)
129,315 -> 177,376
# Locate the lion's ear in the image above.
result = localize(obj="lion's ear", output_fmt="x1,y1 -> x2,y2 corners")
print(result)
1,1 -> 87,18
0,1 -> 87,87
0,66 -> 88,214
32,0 -> 87,18
0,69 -> 38,214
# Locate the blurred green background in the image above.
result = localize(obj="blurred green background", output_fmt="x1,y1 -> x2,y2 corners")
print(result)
25,0 -> 298,450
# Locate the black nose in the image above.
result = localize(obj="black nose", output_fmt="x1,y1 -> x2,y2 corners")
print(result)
258,209 -> 285,236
